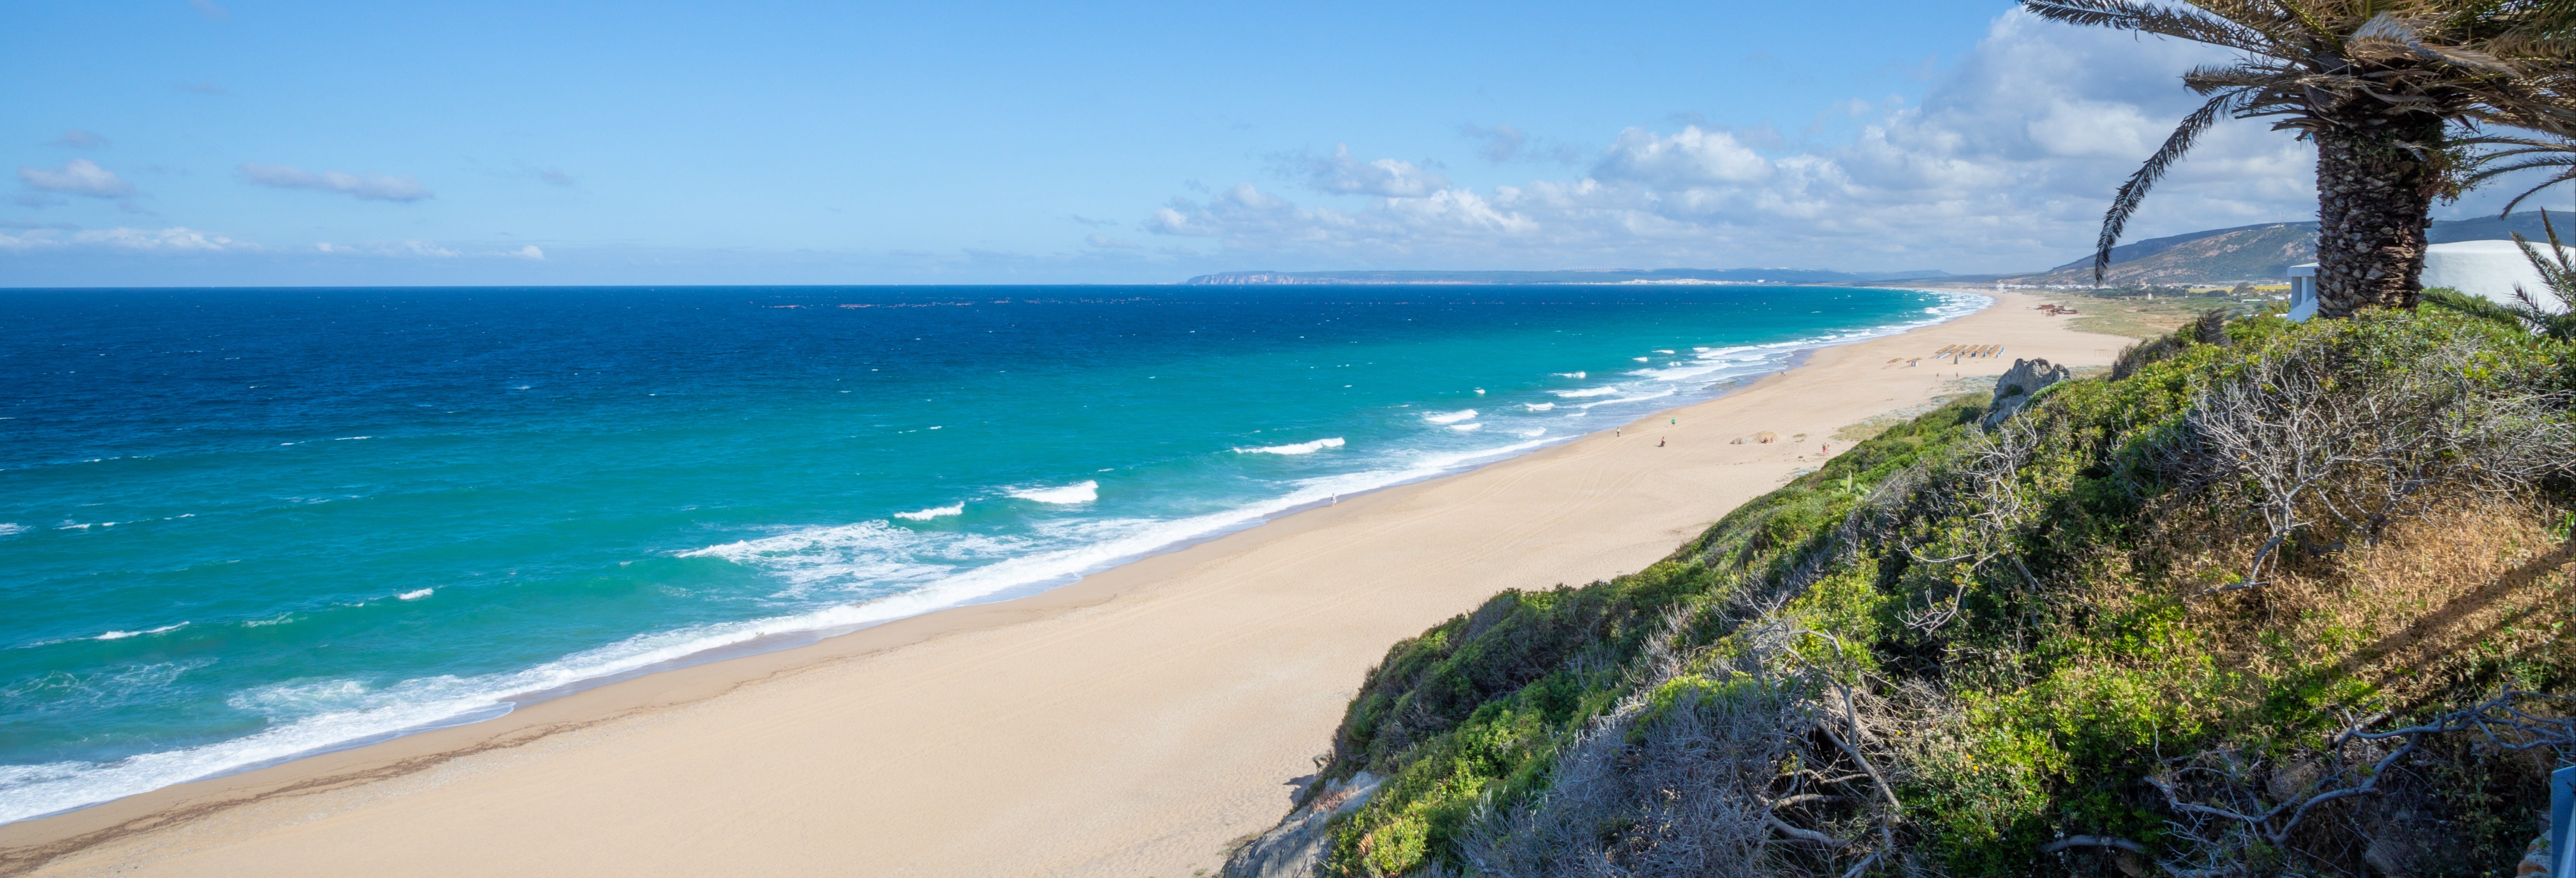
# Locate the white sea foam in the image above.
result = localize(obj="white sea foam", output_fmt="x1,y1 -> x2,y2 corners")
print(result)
95,623 -> 188,641
1008,481 -> 1099,504
1421,409 -> 1478,424
894,503 -> 965,520
396,588 -> 434,601
1553,387 -> 1621,398
1578,388 -> 1677,409
0,524 -> 23,537
1448,423 -> 1483,432
1519,428 -> 1546,438
1523,403 -> 1554,412
1235,437 -> 1345,455
1553,371 -> 1586,379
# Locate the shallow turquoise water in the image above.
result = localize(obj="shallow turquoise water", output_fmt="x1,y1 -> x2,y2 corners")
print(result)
0,284 -> 1979,820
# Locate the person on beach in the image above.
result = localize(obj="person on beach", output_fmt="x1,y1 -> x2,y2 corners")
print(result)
1658,437 -> 1665,447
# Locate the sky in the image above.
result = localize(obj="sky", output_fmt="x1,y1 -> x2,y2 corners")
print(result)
2,0 -> 2565,287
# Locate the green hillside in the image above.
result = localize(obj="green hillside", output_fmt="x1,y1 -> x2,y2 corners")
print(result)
1227,308 -> 2576,878
2006,213 -> 2576,286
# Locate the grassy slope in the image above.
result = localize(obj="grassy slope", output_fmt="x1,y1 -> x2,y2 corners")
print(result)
1296,309 -> 2576,877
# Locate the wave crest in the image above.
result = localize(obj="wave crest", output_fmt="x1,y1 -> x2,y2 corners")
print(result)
1235,437 -> 1345,455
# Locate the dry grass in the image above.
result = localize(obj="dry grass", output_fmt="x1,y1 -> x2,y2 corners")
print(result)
2140,499 -> 2574,709
2037,293 -> 2231,339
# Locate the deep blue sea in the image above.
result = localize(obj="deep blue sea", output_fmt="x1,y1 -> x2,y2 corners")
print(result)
0,284 -> 1981,821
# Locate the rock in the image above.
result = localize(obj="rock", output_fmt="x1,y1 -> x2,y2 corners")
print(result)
1221,771 -> 1383,878
1983,357 -> 2071,429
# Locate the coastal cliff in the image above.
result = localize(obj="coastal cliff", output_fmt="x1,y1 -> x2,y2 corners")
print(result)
1226,308 -> 2576,877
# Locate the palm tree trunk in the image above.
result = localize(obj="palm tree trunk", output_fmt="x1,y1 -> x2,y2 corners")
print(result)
2312,116 -> 2446,317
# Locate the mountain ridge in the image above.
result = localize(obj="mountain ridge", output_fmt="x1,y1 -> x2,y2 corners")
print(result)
1183,213 -> 2576,287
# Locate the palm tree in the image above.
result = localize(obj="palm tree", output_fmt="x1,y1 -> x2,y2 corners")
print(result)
2023,0 -> 2576,317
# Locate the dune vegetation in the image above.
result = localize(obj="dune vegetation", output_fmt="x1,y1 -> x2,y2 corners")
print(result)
1229,307 -> 2576,877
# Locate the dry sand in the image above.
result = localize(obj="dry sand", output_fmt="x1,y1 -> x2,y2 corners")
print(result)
0,292 -> 2130,878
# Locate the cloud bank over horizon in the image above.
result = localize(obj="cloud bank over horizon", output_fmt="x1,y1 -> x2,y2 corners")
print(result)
1144,12 -> 2320,275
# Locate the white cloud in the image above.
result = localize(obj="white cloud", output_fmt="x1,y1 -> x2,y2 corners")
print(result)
1143,11 -> 2335,273
19,159 -> 136,198
239,163 -> 432,203
1275,145 -> 1450,197
48,130 -> 110,149
514,244 -> 545,260
0,226 -> 247,251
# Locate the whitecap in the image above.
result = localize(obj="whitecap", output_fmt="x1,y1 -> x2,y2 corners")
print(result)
1522,403 -> 1554,412
396,588 -> 434,601
1631,357 -> 1650,362
1421,409 -> 1478,424
1519,428 -> 1546,438
1552,371 -> 1587,379
894,503 -> 965,521
1552,387 -> 1620,398
1235,437 -> 1346,455
1653,349 -> 1676,354
0,524 -> 23,537
1448,423 -> 1484,432
95,623 -> 188,641
1008,481 -> 1099,504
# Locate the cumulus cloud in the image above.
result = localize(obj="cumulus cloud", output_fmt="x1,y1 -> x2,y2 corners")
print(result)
514,245 -> 545,260
48,130 -> 109,149
239,163 -> 432,202
1145,11 -> 2331,273
19,159 -> 136,198
1273,144 -> 1449,197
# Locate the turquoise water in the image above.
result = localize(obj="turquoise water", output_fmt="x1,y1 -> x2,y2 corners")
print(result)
0,284 -> 1981,821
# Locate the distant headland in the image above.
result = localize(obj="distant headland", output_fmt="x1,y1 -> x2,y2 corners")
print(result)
1181,267 -> 1955,286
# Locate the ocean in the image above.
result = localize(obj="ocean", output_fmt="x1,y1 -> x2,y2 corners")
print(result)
0,284 -> 1982,822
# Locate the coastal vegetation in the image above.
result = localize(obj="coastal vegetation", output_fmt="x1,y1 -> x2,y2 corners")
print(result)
1228,306 -> 2576,876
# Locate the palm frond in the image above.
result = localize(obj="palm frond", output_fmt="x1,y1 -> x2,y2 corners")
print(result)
2093,90 -> 2245,284
2421,286 -> 2539,329
2511,207 -> 2576,320
2464,135 -> 2576,214
2020,0 -> 2275,52
2348,11 -> 2521,74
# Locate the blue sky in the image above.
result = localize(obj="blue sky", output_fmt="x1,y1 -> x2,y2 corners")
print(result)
1,1 -> 2553,286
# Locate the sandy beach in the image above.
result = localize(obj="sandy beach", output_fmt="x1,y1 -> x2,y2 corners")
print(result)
0,292 -> 2130,878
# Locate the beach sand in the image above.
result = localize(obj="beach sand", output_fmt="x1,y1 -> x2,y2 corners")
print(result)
0,293 -> 2130,878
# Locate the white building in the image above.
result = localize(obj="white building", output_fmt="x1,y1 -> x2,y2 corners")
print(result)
2288,239 -> 2574,321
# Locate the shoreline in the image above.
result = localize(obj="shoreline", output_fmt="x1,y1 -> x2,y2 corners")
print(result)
0,287 -> 1984,829
0,291 -> 2127,878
